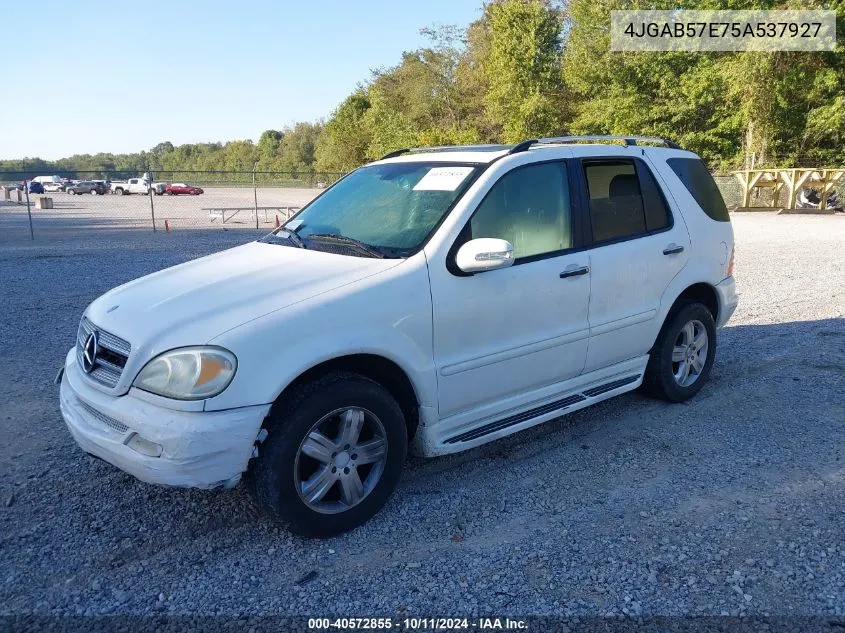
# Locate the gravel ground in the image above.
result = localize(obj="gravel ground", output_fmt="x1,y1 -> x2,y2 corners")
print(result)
0,214 -> 844,623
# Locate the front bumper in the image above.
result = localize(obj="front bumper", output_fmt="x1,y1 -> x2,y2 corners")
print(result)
59,348 -> 271,489
715,276 -> 738,328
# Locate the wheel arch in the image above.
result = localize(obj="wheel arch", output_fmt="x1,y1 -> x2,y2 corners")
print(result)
269,353 -> 420,443
653,282 -> 719,350
671,282 -> 719,322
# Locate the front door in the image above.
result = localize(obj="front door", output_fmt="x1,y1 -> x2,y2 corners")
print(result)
427,160 -> 591,420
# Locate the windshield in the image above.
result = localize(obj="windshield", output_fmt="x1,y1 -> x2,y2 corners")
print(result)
268,162 -> 479,258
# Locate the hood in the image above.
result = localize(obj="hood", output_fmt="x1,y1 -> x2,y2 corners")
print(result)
85,241 -> 401,352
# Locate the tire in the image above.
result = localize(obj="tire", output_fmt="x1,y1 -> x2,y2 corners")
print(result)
642,302 -> 716,403
90,189 -> 98,195
249,371 -> 407,537
116,188 -> 125,196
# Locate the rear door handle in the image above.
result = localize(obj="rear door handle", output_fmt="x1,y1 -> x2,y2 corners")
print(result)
560,266 -> 590,279
663,244 -> 685,255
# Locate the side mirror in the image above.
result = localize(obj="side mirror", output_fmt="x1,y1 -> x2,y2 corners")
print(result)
455,238 -> 514,274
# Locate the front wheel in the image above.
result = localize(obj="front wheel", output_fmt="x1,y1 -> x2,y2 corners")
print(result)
249,372 -> 407,537
642,302 -> 716,402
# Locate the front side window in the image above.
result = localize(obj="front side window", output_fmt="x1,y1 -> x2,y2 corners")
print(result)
273,162 -> 479,257
469,162 -> 572,260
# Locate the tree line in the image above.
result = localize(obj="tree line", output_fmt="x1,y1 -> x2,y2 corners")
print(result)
3,0 -> 844,180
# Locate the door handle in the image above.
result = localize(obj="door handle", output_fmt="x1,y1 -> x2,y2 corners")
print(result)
663,244 -> 685,255
559,266 -> 590,279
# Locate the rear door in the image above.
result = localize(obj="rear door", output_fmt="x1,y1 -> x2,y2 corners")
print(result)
577,156 -> 690,372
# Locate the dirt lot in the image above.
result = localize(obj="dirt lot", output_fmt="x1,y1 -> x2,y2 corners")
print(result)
0,187 -> 321,241
0,213 -> 844,623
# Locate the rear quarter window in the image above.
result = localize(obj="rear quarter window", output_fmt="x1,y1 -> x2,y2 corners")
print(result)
666,158 -> 730,222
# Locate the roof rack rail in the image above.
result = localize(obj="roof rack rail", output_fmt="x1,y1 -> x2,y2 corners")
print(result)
379,136 -> 682,161
379,148 -> 410,160
534,135 -> 681,149
415,144 -> 512,153
508,139 -> 539,154
379,144 -> 514,160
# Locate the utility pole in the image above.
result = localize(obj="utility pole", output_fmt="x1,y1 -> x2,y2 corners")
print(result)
253,161 -> 259,230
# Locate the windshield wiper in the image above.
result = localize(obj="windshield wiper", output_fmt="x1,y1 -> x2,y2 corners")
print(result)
306,233 -> 384,258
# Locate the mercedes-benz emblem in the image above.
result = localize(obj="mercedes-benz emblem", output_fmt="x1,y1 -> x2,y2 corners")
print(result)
82,332 -> 99,374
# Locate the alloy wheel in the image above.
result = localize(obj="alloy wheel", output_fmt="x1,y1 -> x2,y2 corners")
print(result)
293,407 -> 388,514
672,319 -> 709,387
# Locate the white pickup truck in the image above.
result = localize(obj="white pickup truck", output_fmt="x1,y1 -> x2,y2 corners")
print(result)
111,178 -> 166,196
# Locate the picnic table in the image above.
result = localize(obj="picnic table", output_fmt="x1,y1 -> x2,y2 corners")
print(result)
204,206 -> 301,225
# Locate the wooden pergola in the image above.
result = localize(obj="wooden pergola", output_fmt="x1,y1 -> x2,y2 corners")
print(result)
732,168 -> 845,210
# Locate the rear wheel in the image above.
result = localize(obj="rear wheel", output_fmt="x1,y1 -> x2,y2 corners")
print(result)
642,302 -> 716,402
90,189 -> 98,195
116,188 -> 125,196
249,372 -> 407,537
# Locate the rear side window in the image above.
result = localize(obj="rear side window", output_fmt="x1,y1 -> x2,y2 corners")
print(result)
584,161 -> 646,242
667,158 -> 730,222
639,164 -> 671,232
583,159 -> 671,242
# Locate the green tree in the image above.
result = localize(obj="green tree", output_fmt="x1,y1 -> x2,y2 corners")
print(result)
278,121 -> 322,175
481,0 -> 568,142
257,130 -> 285,170
316,92 -> 372,171
564,0 -> 845,168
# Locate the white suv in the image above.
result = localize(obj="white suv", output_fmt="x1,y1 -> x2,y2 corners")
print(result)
59,136 -> 738,536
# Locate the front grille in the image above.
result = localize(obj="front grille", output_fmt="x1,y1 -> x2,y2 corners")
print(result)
79,400 -> 129,434
76,317 -> 131,388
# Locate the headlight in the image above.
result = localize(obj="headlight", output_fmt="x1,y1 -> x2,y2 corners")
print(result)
133,347 -> 237,400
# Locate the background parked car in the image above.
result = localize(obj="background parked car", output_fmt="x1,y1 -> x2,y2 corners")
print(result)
67,181 -> 108,195
43,182 -> 67,192
165,182 -> 204,195
3,182 -> 22,191
32,175 -> 63,187
111,178 -> 163,195
27,181 -> 45,194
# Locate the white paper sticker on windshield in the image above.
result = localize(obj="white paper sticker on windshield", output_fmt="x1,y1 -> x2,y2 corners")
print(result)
413,166 -> 474,191
285,219 -> 303,231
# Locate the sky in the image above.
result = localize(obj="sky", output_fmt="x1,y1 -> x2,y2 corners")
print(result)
1,0 -> 482,160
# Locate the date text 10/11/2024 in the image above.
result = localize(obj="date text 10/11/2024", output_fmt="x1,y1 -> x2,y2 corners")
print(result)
308,617 -> 528,630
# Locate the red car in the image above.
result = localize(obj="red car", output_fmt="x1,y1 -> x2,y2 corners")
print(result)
165,183 -> 204,195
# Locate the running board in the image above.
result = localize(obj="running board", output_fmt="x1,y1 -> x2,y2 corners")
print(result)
583,375 -> 640,398
443,374 -> 640,445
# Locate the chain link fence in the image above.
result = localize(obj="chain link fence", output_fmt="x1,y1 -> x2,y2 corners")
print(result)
0,169 -> 346,241
0,167 -> 802,243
